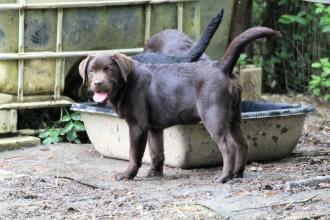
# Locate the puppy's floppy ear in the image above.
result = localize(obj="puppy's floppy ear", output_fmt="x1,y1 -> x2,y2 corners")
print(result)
111,53 -> 134,82
78,54 -> 93,86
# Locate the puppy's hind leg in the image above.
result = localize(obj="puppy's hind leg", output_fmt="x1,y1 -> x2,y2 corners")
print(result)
230,92 -> 248,178
146,129 -> 164,178
230,122 -> 248,178
199,105 -> 236,183
214,133 -> 236,183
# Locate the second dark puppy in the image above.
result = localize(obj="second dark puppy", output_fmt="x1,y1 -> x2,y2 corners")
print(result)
132,9 -> 223,63
79,27 -> 280,183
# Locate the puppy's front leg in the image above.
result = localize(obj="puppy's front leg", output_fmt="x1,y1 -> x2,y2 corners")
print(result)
113,124 -> 148,181
146,129 -> 164,177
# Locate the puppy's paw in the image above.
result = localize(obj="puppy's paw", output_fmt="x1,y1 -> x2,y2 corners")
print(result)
113,172 -> 134,181
214,174 -> 233,183
145,169 -> 163,178
233,170 -> 244,178
233,165 -> 246,178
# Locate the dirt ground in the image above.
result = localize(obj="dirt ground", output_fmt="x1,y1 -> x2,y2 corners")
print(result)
0,95 -> 329,220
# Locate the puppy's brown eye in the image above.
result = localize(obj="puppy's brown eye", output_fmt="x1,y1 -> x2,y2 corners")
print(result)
104,66 -> 110,72
90,65 -> 95,72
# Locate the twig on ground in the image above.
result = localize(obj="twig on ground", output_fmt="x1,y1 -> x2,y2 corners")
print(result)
3,156 -> 21,160
55,171 -> 59,187
274,195 -> 318,215
174,204 -> 188,218
297,213 -> 329,220
233,194 -> 319,212
285,176 -> 330,191
193,203 -> 221,218
274,201 -> 294,214
293,151 -> 330,157
55,176 -> 105,190
321,126 -> 330,131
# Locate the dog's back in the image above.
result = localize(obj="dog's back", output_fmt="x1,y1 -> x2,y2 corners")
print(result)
135,9 -> 224,64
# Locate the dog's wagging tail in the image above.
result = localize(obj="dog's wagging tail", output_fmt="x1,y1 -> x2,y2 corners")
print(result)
220,27 -> 281,76
132,8 -> 224,64
185,8 -> 224,62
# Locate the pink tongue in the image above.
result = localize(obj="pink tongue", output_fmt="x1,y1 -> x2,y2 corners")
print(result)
93,92 -> 108,103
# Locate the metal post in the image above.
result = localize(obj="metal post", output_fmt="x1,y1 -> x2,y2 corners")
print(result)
54,8 -> 63,99
17,0 -> 25,102
177,2 -> 183,32
144,4 -> 151,43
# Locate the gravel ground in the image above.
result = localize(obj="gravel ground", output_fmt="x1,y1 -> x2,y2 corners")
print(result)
0,95 -> 329,220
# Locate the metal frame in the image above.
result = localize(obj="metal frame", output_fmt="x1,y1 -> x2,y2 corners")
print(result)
55,8 -> 64,99
0,0 -> 192,109
177,2 -> 183,32
0,0 -> 194,10
303,0 -> 330,4
0,99 -> 73,110
17,0 -> 25,102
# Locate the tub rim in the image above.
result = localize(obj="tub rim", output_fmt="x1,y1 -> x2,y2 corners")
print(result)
71,101 -> 315,120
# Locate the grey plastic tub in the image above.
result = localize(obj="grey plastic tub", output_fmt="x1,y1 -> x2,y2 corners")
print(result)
71,101 -> 314,168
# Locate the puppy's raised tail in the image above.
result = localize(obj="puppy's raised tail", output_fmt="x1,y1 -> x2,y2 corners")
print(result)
185,8 -> 224,62
132,9 -> 223,64
220,27 -> 281,77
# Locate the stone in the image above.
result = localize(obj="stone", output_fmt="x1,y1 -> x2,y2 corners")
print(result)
0,136 -> 40,152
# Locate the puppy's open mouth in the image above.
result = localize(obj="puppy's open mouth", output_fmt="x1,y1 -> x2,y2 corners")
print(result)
93,92 -> 108,103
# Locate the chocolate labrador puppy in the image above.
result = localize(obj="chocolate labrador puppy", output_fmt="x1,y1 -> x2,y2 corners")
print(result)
79,27 -> 280,183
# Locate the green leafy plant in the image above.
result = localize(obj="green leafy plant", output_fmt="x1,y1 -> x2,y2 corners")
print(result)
314,3 -> 330,32
237,53 -> 248,66
278,3 -> 330,30
39,108 -> 85,144
259,1 -> 330,93
310,58 -> 330,102
278,2 -> 330,100
236,53 -> 253,73
278,13 -> 308,25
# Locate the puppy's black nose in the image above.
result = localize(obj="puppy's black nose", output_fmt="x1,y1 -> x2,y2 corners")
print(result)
94,81 -> 103,86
